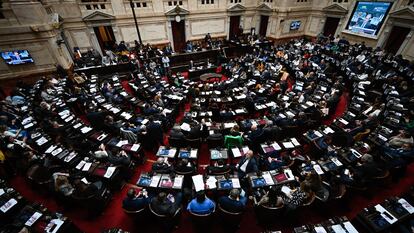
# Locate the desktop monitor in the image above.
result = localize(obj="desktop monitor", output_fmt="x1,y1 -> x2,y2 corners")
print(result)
345,1 -> 393,36
1,50 -> 34,65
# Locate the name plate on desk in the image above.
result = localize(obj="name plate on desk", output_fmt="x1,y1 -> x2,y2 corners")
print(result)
375,204 -> 398,224
0,198 -> 18,213
25,212 -> 43,226
398,198 -> 414,214
36,137 -> 48,146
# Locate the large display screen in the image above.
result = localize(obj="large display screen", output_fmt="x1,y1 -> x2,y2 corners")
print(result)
290,21 -> 301,30
1,50 -> 34,65
346,1 -> 393,36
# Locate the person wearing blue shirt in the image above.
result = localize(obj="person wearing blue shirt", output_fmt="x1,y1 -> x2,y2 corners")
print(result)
187,191 -> 215,215
218,189 -> 247,213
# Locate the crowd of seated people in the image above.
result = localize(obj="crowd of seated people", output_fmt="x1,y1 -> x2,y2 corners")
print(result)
127,36 -> 413,226
1,34 -> 414,232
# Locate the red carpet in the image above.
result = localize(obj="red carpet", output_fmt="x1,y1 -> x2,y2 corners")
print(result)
8,79 -> 414,232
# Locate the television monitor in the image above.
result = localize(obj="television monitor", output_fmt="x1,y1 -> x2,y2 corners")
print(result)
346,1 -> 393,36
1,50 -> 34,65
290,21 -> 301,30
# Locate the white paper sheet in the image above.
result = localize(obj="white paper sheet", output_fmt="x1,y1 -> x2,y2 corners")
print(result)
398,198 -> 414,214
192,175 -> 205,192
82,162 -> 92,172
104,167 -> 116,178
231,178 -> 241,188
150,175 -> 161,187
206,176 -> 217,189
131,144 -> 141,152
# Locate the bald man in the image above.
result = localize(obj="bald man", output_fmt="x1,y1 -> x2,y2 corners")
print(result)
236,150 -> 258,179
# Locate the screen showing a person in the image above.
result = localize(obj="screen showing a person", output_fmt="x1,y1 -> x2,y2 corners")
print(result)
346,1 -> 393,36
1,50 -> 34,65
290,21 -> 301,30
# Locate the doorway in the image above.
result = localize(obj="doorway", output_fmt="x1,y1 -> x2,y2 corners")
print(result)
323,17 -> 340,37
171,20 -> 186,53
93,25 -> 116,52
259,15 -> 269,37
384,26 -> 411,55
229,15 -> 241,40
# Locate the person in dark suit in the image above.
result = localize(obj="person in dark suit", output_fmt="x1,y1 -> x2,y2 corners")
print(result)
236,150 -> 258,179
152,157 -> 173,174
147,117 -> 164,147
174,158 -> 196,174
338,154 -> 384,186
150,192 -> 182,216
122,188 -> 150,211
247,124 -> 264,143
218,189 -> 247,213
169,127 -> 185,141
186,123 -> 202,139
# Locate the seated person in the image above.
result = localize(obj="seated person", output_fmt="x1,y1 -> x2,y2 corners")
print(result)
103,115 -> 121,135
93,144 -> 110,159
338,154 -> 384,186
388,130 -> 413,148
282,183 -> 312,210
247,124 -> 264,143
150,191 -> 182,216
256,186 -> 284,208
174,158 -> 196,174
265,153 -> 286,170
302,172 -> 329,202
152,157 -> 174,174
169,126 -> 185,141
108,149 -> 131,167
218,188 -> 247,213
229,124 -> 241,136
122,188 -> 150,211
383,143 -> 414,160
52,172 -> 74,197
236,150 -> 258,179
72,179 -> 104,199
187,191 -> 216,215
206,159 -> 231,175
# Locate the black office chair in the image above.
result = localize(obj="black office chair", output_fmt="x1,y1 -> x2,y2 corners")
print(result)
149,203 -> 181,232
218,204 -> 243,232
122,206 -> 147,221
186,137 -> 202,149
188,208 -> 215,233
207,135 -> 223,149
168,136 -> 186,148
254,203 -> 285,228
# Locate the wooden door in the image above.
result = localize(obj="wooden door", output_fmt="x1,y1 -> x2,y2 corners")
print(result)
259,15 -> 269,37
384,26 -> 411,55
229,15 -> 241,39
93,26 -> 116,51
171,20 -> 186,53
323,17 -> 340,37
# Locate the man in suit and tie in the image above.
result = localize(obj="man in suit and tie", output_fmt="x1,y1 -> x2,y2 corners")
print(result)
236,150 -> 258,180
